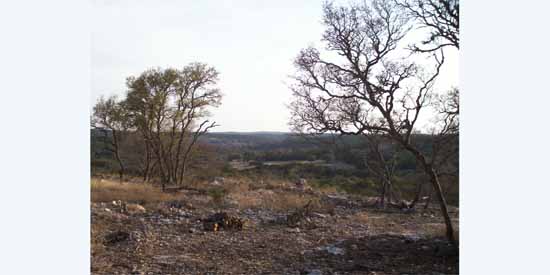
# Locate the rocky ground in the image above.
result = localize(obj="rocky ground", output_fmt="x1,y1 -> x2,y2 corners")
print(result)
91,179 -> 459,275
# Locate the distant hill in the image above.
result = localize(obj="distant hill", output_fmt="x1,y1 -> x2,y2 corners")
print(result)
202,132 -> 291,148
201,132 -> 351,151
91,129 -> 455,172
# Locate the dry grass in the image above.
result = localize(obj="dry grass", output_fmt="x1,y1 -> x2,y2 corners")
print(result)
91,178 -> 182,205
209,177 -> 317,211
314,184 -> 340,195
205,177 -> 340,213
221,178 -> 251,193
228,188 -> 328,213
91,176 -> 319,212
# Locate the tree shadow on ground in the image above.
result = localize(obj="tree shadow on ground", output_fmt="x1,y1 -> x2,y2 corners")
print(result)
305,234 -> 458,274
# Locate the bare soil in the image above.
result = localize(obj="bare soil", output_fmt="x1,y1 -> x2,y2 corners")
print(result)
91,182 -> 458,275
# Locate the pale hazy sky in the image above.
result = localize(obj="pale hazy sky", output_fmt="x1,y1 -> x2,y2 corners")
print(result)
92,0 -> 458,132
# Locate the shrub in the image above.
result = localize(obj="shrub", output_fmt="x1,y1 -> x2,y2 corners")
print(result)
207,187 -> 227,208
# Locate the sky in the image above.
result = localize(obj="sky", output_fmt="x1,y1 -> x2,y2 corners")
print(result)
92,0 -> 458,132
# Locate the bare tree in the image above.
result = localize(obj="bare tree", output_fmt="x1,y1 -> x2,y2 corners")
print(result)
125,63 -> 222,190
363,134 -> 400,208
422,87 -> 459,208
396,0 -> 459,52
398,0 -> 460,195
92,95 -> 130,182
289,0 -> 457,246
395,0 -> 460,208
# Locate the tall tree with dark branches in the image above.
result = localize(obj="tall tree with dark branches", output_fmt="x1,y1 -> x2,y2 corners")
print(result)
396,0 -> 459,52
288,0 -> 457,246
423,86 -> 459,207
395,0 -> 460,207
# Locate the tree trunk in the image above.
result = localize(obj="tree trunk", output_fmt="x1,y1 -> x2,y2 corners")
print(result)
424,186 -> 433,209
379,179 -> 387,208
178,163 -> 187,186
143,167 -> 149,182
408,181 -> 423,209
405,144 -> 456,247
111,129 -> 124,183
389,183 -> 400,203
426,166 -> 456,247
114,150 -> 124,183
389,183 -> 397,204
142,139 -> 151,182
152,142 -> 170,188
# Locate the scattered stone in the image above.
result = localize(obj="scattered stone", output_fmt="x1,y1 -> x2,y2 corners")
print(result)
91,176 -> 459,274
325,245 -> 345,256
312,213 -> 327,219
306,269 -> 323,275
127,203 -> 146,214
326,194 -> 348,200
210,180 -> 222,186
176,209 -> 192,218
286,227 -> 301,233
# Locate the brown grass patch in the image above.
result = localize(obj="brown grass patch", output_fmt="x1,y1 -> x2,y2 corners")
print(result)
213,177 -> 339,213
227,190 -> 338,215
91,178 -> 183,205
228,188 -> 318,212
315,185 -> 340,195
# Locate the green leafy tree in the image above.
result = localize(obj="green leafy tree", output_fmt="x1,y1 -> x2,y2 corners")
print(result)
124,63 -> 222,190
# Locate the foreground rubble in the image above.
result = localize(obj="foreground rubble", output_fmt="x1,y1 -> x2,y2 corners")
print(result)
91,183 -> 458,274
